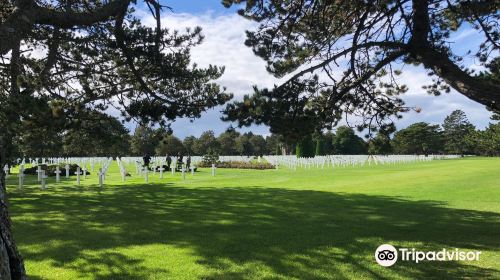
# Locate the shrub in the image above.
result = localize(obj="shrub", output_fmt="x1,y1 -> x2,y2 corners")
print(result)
23,164 -> 88,177
197,161 -> 274,170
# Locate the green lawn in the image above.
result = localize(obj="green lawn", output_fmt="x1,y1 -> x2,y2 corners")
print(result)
5,157 -> 500,279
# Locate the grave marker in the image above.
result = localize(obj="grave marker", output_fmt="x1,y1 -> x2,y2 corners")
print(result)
18,168 -> 24,190
36,165 -> 45,181
54,166 -> 62,183
75,167 -> 82,185
41,170 -> 47,190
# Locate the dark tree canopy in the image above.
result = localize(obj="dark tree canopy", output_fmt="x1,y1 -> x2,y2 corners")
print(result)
392,122 -> 443,154
331,126 -> 368,155
223,0 -> 500,136
442,109 -> 475,154
1,0 -> 232,141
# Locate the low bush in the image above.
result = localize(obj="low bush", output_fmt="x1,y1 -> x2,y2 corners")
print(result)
23,164 -> 88,177
197,161 -> 274,170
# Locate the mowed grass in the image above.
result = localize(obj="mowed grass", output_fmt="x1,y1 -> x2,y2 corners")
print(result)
5,157 -> 500,279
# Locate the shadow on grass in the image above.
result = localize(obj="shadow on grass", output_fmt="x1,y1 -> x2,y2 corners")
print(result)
7,183 -> 500,279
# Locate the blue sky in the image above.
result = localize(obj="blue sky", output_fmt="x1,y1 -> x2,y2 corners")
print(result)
126,1 -> 495,138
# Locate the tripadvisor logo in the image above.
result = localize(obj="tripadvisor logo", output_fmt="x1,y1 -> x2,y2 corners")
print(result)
375,244 -> 482,267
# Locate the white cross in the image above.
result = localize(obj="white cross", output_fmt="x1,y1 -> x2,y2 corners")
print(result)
190,166 -> 195,176
36,165 -> 43,182
83,167 -> 87,179
211,164 -> 216,177
182,165 -> 186,180
75,167 -> 82,185
3,165 -> 9,179
40,170 -> 47,190
98,168 -> 105,187
18,167 -> 24,190
121,169 -> 126,182
54,166 -> 62,183
171,161 -> 176,175
144,167 -> 149,183
158,166 -> 165,179
65,164 -> 70,178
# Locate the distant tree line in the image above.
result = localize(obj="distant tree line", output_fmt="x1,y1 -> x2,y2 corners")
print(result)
11,110 -> 499,158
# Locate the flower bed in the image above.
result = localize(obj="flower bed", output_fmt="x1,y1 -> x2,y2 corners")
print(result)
197,161 -> 274,170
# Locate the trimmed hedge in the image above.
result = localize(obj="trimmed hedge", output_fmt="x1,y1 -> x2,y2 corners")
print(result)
23,164 -> 87,177
197,161 -> 275,170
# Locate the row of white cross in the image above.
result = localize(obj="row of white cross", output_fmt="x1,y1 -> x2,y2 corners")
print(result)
5,158 -> 112,190
263,154 -> 461,170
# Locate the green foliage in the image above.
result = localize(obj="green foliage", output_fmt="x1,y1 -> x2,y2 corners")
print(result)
368,132 -> 393,155
194,131 -> 220,156
392,123 -> 443,155
23,164 -> 83,177
5,158 -> 500,279
265,134 -> 283,155
197,161 -> 274,169
156,135 -> 185,156
332,126 -> 367,155
442,110 -> 475,154
466,123 -> 500,156
314,138 -> 325,156
217,128 -> 240,155
130,125 -> 165,156
222,0 -> 500,134
249,134 -> 267,156
63,111 -> 131,157
183,136 -> 197,155
296,135 -> 315,158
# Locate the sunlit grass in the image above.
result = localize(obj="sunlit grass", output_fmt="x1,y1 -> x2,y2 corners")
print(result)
5,157 -> 500,279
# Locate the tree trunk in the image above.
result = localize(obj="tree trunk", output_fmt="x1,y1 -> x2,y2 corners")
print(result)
0,138 -> 27,280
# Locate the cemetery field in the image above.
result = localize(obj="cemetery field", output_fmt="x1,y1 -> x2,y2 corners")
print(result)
4,157 -> 500,280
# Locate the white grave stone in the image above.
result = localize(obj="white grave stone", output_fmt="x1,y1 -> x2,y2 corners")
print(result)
159,166 -> 165,179
41,170 -> 47,190
211,164 -> 216,177
98,168 -> 104,187
75,167 -> 82,185
36,165 -> 43,182
18,168 -> 24,190
54,166 -> 61,183
144,167 -> 149,183
65,164 -> 70,178
3,165 -> 9,178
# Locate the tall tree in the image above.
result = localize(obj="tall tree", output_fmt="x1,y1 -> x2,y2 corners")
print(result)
296,134 -> 315,157
331,126 -> 368,155
1,1 -> 232,277
235,133 -> 254,156
265,134 -> 284,155
130,125 -> 165,156
392,122 -> 443,155
62,111 -> 131,157
368,131 -> 393,155
218,128 -> 240,155
193,131 -> 220,155
466,123 -> 500,156
183,136 -> 198,156
442,110 -> 475,154
249,134 -> 267,156
223,0 -> 500,134
156,134 -> 185,156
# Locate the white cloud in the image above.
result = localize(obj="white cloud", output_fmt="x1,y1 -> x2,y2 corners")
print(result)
135,11 -> 493,138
